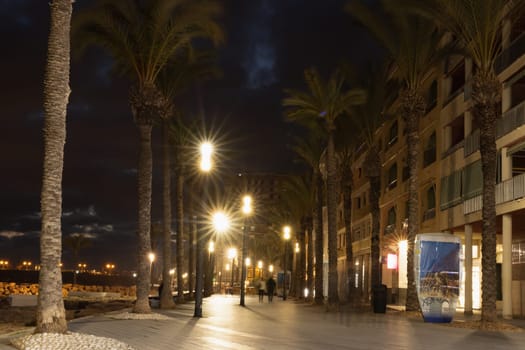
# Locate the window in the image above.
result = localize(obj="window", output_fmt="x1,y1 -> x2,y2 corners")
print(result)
387,163 -> 398,190
440,170 -> 463,210
388,120 -> 398,147
423,186 -> 436,221
426,80 -> 437,111
387,207 -> 396,225
356,197 -> 361,209
423,132 -> 437,167
384,207 -> 396,235
449,114 -> 464,149
448,61 -> 465,99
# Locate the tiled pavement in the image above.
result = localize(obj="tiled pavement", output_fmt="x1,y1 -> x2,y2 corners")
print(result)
1,295 -> 525,349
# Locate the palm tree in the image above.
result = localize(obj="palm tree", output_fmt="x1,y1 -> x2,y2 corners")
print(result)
333,125 -> 357,303
74,0 -> 223,313
156,51 -> 220,308
281,174 -> 316,299
346,1 -> 452,311
399,0 -> 525,325
291,134 -> 325,303
283,68 -> 365,306
36,0 -> 72,334
347,61 -> 396,307
64,233 -> 93,270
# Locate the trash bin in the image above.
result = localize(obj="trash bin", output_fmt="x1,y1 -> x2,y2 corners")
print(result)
372,284 -> 387,313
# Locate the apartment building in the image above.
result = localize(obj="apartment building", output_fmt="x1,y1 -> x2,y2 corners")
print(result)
339,14 -> 525,318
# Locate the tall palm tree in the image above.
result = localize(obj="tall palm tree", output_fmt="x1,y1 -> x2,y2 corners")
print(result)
74,0 -> 223,313
64,233 -> 93,269
283,67 -> 365,306
347,61 -> 395,307
400,0 -> 525,325
37,0 -> 72,333
333,125 -> 357,303
157,51 -> 220,308
281,174 -> 316,299
291,134 -> 325,303
347,1 -> 452,311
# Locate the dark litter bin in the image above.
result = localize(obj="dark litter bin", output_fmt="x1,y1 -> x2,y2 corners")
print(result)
372,284 -> 387,313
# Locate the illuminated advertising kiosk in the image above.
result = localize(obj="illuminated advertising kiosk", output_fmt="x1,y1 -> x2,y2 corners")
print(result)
415,233 -> 460,323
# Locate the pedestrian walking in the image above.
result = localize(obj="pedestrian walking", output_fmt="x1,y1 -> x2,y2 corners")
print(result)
257,279 -> 266,303
267,277 -> 276,303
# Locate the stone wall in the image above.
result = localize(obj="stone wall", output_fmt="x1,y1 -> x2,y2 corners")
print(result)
0,282 -> 136,297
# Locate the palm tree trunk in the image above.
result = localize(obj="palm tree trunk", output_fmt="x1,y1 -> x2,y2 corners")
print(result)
161,122 -> 175,309
326,131 -> 339,306
342,166 -> 354,303
133,123 -> 153,313
36,0 -> 71,333
306,216 -> 314,302
400,89 -> 425,312
366,147 -> 381,302
176,168 -> 185,302
474,71 -> 500,324
314,170 -> 324,305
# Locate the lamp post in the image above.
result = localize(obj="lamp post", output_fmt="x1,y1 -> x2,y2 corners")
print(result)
210,211 -> 230,295
195,141 -> 213,318
227,248 -> 237,292
148,252 -> 155,288
258,260 -> 263,279
240,195 -> 252,306
283,226 -> 291,301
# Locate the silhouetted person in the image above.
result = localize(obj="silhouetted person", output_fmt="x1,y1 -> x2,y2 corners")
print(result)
267,277 -> 276,303
258,279 -> 266,303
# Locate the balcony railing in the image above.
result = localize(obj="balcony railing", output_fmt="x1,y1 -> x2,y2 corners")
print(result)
464,173 -> 525,214
384,224 -> 396,235
497,99 -> 525,138
464,129 -> 480,156
495,32 -> 525,74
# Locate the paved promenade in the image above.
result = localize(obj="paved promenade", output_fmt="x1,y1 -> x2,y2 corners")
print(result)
2,295 -> 525,349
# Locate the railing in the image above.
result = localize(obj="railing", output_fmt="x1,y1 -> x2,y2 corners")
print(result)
384,224 -> 396,235
422,208 -> 436,221
497,99 -> 525,138
464,129 -> 480,156
464,80 -> 472,101
495,32 -> 525,74
464,173 -> 525,214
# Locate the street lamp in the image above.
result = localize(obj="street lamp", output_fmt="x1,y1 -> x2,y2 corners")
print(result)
148,252 -> 155,287
283,225 -> 291,301
240,195 -> 253,306
258,260 -> 263,279
227,248 -> 237,293
195,141 -> 213,318
207,211 -> 230,296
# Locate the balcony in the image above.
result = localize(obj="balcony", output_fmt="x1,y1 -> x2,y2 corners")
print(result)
497,99 -> 525,138
384,224 -> 396,235
464,129 -> 480,157
464,173 -> 525,214
422,208 -> 436,221
495,33 -> 525,74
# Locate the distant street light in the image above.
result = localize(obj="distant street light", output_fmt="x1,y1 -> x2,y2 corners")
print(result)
283,226 -> 291,301
258,260 -> 263,279
148,252 -> 155,287
240,195 -> 252,306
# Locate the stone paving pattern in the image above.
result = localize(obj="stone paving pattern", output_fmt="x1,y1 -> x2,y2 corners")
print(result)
2,295 -> 525,349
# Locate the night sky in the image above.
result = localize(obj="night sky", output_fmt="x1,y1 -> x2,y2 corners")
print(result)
0,0 -> 380,271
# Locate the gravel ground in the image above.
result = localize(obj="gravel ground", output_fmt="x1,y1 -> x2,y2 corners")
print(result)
8,311 -> 171,350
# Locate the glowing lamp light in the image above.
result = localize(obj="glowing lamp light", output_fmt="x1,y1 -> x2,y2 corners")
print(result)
212,211 -> 230,233
283,226 -> 291,240
387,253 -> 398,269
242,195 -> 253,215
199,142 -> 213,172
